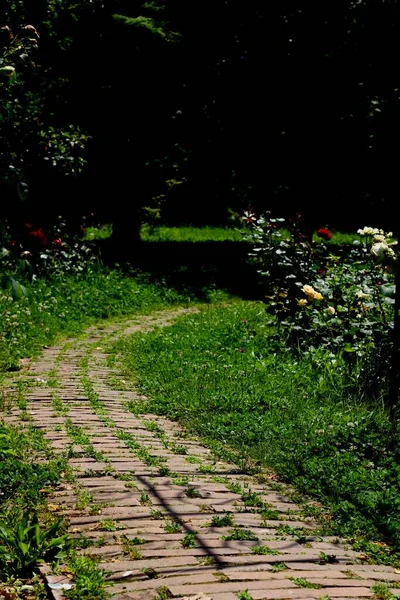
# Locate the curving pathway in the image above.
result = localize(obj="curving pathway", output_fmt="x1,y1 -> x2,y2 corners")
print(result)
2,308 -> 400,600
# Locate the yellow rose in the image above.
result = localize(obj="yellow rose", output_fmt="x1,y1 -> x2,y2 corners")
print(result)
302,284 -> 323,301
327,306 -> 335,315
356,290 -> 370,299
297,298 -> 308,306
302,285 -> 315,297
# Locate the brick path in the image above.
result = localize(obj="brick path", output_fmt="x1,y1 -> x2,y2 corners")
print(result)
2,308 -> 400,600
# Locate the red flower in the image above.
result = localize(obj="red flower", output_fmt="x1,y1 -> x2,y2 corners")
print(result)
24,223 -> 32,230
316,227 -> 332,241
52,238 -> 63,248
29,228 -> 48,248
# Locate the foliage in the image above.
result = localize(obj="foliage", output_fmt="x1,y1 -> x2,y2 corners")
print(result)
112,13 -> 178,42
1,217 -> 98,289
0,510 -> 67,578
0,18 -> 89,224
0,422 -> 63,506
114,302 -> 400,550
0,22 -> 40,202
0,421 -> 68,580
244,214 -> 397,399
2,1 -> 400,237
83,224 -> 113,241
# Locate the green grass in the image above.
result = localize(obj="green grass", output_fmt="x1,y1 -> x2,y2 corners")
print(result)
140,225 -> 246,242
0,422 -> 65,511
83,222 -> 368,245
114,302 -> 400,554
0,267 -> 195,374
83,223 -> 113,241
64,554 -> 110,600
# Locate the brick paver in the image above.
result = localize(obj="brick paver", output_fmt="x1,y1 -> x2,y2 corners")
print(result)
2,307 -> 400,600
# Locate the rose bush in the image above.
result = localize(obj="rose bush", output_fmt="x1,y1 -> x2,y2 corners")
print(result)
244,213 -> 397,398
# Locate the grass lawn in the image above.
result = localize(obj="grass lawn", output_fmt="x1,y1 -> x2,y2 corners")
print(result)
85,222 -> 366,245
140,225 -> 247,242
113,301 -> 400,555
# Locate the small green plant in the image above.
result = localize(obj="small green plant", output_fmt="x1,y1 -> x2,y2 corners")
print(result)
271,562 -> 288,572
225,481 -> 242,495
289,577 -> 323,589
318,551 -> 338,564
260,507 -> 280,521
99,519 -> 118,532
171,444 -> 187,455
47,373 -> 60,388
114,473 -> 134,481
198,463 -> 216,474
158,466 -> 171,476
75,489 -> 94,510
185,456 -> 201,464
371,583 -> 397,600
237,590 -> 253,600
120,536 -> 144,559
196,556 -> 215,566
295,535 -> 308,545
163,520 -> 182,533
0,511 -> 67,578
89,503 -> 106,515
252,545 -> 279,555
171,475 -> 189,486
70,534 -> 95,550
185,485 -> 201,498
214,572 -> 230,582
142,420 -> 163,434
124,481 -> 137,490
181,533 -> 197,548
64,554 -> 110,599
51,393 -> 67,416
199,503 -> 215,513
141,567 -> 158,578
150,509 -> 164,520
156,585 -> 173,600
139,491 -> 152,506
275,524 -> 305,536
241,490 -> 263,508
131,536 -> 146,545
222,528 -> 259,542
210,513 -> 234,527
